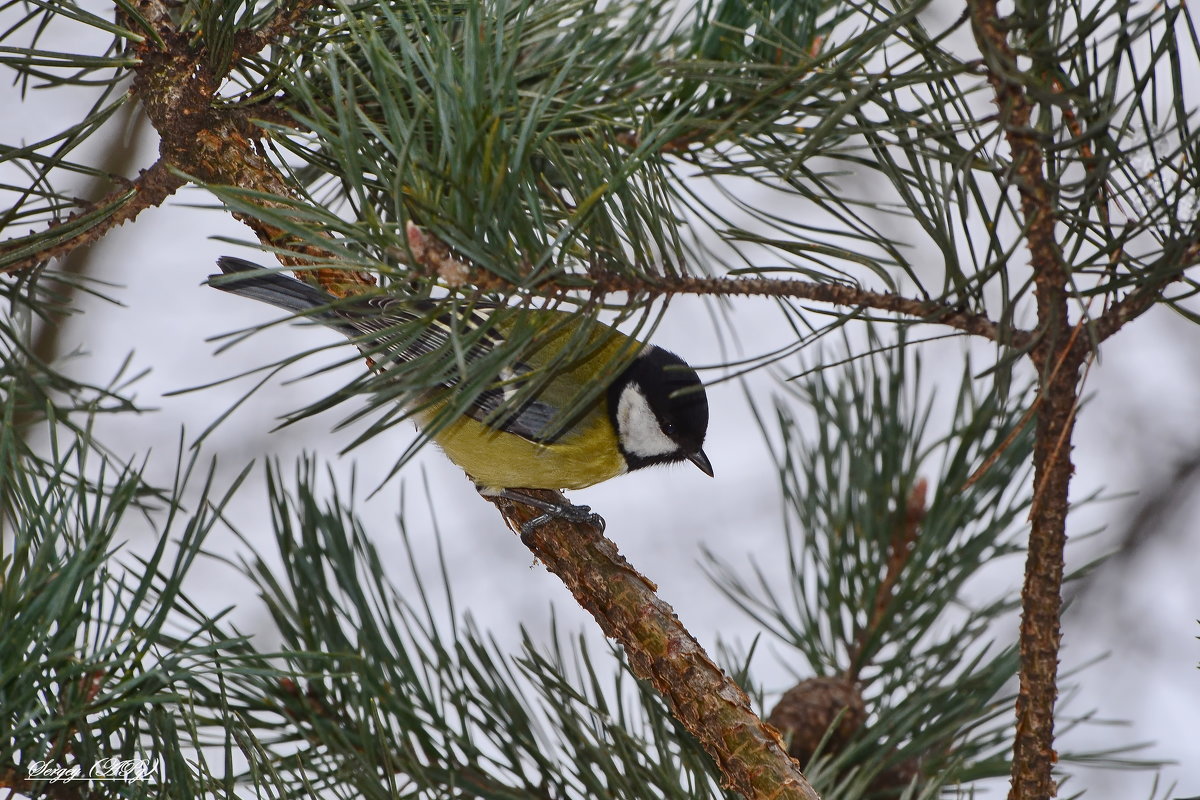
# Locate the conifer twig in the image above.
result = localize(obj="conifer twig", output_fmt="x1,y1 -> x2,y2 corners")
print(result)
0,159 -> 184,275
845,479 -> 926,684
1089,242 -> 1200,344
589,273 -> 1027,348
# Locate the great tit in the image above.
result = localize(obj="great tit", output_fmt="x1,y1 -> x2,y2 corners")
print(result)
208,257 -> 712,524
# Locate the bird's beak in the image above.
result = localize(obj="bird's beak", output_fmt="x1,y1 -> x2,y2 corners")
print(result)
687,449 -> 714,477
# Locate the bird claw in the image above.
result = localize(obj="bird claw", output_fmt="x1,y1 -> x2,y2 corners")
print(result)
478,487 -> 607,537
519,504 -> 605,538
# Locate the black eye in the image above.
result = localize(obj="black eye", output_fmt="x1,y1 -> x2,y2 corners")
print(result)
662,422 -> 676,436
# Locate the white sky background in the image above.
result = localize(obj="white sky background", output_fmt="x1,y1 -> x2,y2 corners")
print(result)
2,2 -> 1199,798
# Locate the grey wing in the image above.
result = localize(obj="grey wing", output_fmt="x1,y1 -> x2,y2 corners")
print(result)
338,298 -> 560,442
469,365 -> 562,442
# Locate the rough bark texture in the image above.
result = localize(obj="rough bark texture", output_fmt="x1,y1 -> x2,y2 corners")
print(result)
489,491 -> 823,800
967,0 -> 1085,797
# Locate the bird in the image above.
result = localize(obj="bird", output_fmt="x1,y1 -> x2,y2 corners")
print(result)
207,256 -> 712,530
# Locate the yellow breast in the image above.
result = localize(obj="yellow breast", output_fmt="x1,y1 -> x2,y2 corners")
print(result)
428,410 -> 628,491
411,309 -> 640,491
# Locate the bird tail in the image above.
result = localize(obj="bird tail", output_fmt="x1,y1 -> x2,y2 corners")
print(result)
208,256 -> 336,315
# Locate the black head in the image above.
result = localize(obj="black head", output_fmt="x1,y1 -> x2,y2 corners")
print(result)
607,347 -> 713,476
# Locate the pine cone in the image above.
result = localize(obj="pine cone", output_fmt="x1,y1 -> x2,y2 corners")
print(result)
766,676 -> 866,766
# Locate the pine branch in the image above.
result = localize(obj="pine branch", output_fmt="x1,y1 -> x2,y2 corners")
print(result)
1090,243 -> 1200,343
967,2 -> 1085,798
401,222 -> 1026,346
589,272 -> 1029,348
487,491 -> 821,800
128,16 -> 314,257
0,158 -> 182,275
0,0 -> 370,296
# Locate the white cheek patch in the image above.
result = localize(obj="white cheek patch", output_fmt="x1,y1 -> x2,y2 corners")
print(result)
616,384 -> 678,458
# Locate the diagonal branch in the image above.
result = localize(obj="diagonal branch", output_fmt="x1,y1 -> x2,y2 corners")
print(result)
1090,243 -> 1200,345
0,159 -> 184,275
488,491 -> 822,800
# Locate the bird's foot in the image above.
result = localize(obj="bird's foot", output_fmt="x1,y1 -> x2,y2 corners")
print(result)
478,487 -> 606,539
